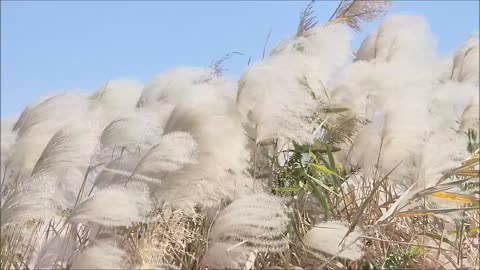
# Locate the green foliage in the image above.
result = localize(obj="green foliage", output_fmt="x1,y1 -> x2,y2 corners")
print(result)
377,244 -> 423,270
466,128 -> 479,154
323,115 -> 369,145
464,128 -> 479,191
272,139 -> 344,221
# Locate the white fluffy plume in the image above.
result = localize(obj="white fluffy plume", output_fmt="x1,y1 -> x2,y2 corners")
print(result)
33,236 -> 75,270
6,92 -> 90,178
92,154 -> 147,188
237,55 -> 321,144
136,67 -> 224,108
419,131 -> 468,188
1,119 -> 17,167
238,23 -> 352,144
32,121 -> 101,177
460,91 -> 480,131
6,123 -> 57,177
209,193 -> 290,252
200,241 -> 250,270
1,175 -> 61,227
203,193 -> 290,269
71,241 -> 126,269
144,81 -> 251,210
89,79 -> 143,125
136,131 -> 198,173
69,185 -> 151,226
377,85 -> 431,184
91,80 -> 143,109
13,92 -> 89,137
356,15 -> 437,63
100,111 -> 163,149
450,33 -> 479,84
331,15 -> 474,186
1,8 -> 479,270
97,85 -> 251,210
303,220 -> 364,260
12,95 -> 49,132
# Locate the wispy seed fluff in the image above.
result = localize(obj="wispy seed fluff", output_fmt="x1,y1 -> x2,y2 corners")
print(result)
95,77 -> 250,212
69,184 -> 152,227
202,193 -> 290,269
95,131 -> 199,189
208,193 -> 290,251
200,241 -> 251,270
71,240 -> 127,270
1,174 -> 61,227
460,91 -> 480,131
100,111 -> 164,150
136,66 -> 234,109
237,23 -> 352,145
303,220 -> 364,260
148,82 -> 251,210
92,154 -> 147,189
28,120 -> 102,208
6,92 -> 90,177
33,236 -> 75,270
356,15 -> 437,64
1,118 -> 17,167
331,15 -> 450,185
331,0 -> 392,32
89,79 -> 143,126
449,33 -> 479,84
419,131 -> 469,188
6,123 -> 59,178
12,94 -> 49,132
32,120 -> 101,177
271,23 -> 352,81
135,131 -> 198,174
13,92 -> 89,137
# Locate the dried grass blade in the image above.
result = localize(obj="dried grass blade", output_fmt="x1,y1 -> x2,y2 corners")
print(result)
430,191 -> 479,204
395,206 -> 480,217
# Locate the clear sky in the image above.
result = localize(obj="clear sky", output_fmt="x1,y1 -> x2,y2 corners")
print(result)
1,1 -> 479,118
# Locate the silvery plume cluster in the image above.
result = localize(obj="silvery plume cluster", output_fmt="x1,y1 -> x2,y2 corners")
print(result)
1,1 -> 479,269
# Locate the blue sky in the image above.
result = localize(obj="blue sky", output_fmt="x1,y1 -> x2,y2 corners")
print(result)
1,1 -> 479,118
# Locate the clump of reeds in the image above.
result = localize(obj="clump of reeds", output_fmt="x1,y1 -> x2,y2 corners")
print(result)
1,1 -> 479,269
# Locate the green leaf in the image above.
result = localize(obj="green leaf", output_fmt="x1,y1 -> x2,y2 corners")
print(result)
323,107 -> 350,113
309,150 -> 319,164
296,141 -> 341,153
306,176 -> 330,219
326,145 -> 342,187
448,227 -> 480,234
424,232 -> 456,248
272,186 -> 301,192
466,227 -> 480,233
306,174 -> 340,197
311,163 -> 340,178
